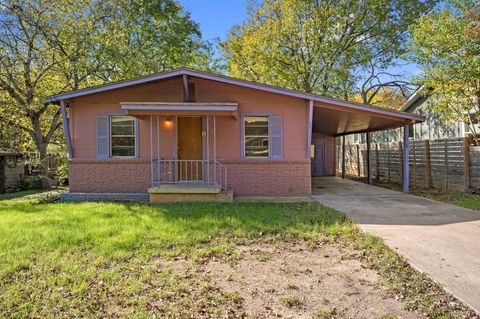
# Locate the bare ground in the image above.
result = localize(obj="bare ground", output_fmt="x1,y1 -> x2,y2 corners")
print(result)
176,242 -> 421,319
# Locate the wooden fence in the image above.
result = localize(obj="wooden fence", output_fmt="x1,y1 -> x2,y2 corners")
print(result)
336,137 -> 480,192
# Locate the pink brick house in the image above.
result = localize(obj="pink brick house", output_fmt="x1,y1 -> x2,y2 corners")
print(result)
47,68 -> 423,201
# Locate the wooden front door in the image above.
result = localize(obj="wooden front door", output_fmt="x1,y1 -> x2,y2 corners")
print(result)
177,117 -> 203,181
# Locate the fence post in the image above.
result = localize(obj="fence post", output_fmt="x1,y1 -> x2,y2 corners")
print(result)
367,132 -> 372,184
424,140 -> 432,188
356,144 -> 361,177
464,137 -> 470,192
412,141 -> 417,188
387,143 -> 391,183
444,139 -> 448,191
375,143 -> 380,180
398,141 -> 403,184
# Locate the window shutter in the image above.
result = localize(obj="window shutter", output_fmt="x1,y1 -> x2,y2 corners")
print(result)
270,115 -> 283,159
96,115 -> 109,159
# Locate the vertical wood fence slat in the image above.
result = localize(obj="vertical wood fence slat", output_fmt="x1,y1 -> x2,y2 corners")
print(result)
444,139 -> 448,191
398,141 -> 403,185
356,144 -> 361,177
464,137 -> 470,192
425,140 -> 431,188
387,143 -> 391,183
413,141 -> 417,188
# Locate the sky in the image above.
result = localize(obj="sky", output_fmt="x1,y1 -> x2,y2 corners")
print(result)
178,0 -> 249,42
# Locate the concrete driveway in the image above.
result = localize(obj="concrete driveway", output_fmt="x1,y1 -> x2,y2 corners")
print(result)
312,177 -> 480,313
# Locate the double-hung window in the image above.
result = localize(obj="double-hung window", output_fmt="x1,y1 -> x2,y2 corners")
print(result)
244,116 -> 270,158
96,115 -> 137,159
242,114 -> 283,159
110,116 -> 136,157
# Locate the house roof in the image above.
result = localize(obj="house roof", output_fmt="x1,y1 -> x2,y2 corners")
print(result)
400,86 -> 429,112
46,68 -> 423,123
0,147 -> 21,155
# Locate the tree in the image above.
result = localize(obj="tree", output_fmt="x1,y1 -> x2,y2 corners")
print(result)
222,0 -> 435,100
410,0 -> 480,143
0,0 -> 213,187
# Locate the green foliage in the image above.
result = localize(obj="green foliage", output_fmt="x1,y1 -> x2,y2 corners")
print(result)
0,0 -> 215,175
410,1 -> 480,139
222,0 -> 435,99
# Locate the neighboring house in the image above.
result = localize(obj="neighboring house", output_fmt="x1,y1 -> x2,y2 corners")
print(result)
0,148 -> 25,193
347,87 -> 480,144
46,68 -> 422,201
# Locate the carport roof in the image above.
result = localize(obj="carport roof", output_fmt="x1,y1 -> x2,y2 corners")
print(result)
46,68 -> 423,135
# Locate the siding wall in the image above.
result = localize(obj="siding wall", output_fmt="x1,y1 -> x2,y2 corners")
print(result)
68,76 -> 311,196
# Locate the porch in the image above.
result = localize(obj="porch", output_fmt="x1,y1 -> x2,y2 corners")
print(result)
121,101 -> 236,202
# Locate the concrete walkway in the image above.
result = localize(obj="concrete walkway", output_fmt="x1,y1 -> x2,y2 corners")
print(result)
312,177 -> 480,313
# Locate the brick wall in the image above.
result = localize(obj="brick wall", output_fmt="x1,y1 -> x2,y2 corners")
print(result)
223,160 -> 311,197
69,159 -> 311,197
69,159 -> 150,193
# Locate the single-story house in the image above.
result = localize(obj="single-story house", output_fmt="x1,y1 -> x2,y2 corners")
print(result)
46,68 -> 423,201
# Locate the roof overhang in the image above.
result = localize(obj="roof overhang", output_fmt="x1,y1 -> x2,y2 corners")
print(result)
120,102 -> 238,118
313,102 -> 422,136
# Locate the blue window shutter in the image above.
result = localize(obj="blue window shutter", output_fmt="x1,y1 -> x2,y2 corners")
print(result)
240,114 -> 245,159
270,115 -> 283,159
96,115 -> 109,159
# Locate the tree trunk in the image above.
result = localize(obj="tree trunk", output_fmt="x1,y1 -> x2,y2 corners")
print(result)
30,115 -> 51,189
37,141 -> 50,189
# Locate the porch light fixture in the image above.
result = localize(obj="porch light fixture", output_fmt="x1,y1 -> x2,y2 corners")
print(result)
165,117 -> 173,128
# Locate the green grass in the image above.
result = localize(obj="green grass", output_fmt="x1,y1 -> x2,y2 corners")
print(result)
0,194 -> 351,318
0,192 -> 475,318
412,188 -> 480,210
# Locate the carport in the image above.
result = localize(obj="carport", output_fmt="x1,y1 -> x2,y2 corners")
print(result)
307,99 -> 424,192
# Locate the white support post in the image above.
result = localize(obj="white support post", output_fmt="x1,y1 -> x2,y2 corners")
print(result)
157,115 -> 160,185
213,115 -> 216,184
307,100 -> 313,158
150,115 -> 153,187
206,115 -> 210,184
60,100 -> 73,158
367,132 -> 372,184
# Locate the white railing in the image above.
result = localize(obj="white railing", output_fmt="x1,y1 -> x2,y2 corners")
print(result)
152,159 -> 227,192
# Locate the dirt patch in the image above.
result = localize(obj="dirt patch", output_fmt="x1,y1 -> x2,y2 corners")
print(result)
202,241 -> 419,319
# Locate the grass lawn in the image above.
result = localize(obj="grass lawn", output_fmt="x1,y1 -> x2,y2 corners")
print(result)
0,191 -> 475,318
411,188 -> 480,210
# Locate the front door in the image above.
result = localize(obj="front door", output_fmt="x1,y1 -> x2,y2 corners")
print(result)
177,117 -> 203,181
311,134 -> 326,177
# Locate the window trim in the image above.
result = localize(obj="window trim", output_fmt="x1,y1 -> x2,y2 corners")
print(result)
241,112 -> 273,160
109,115 -> 138,159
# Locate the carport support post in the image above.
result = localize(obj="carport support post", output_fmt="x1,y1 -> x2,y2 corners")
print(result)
341,136 -> 346,179
366,132 -> 372,184
403,124 -> 410,193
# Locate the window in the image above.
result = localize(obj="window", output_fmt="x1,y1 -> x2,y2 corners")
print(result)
110,116 -> 136,157
244,116 -> 269,158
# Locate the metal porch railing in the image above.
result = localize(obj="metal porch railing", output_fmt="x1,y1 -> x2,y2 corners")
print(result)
151,159 -> 227,192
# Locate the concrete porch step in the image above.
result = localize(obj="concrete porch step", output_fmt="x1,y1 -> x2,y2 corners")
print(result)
148,184 -> 233,203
